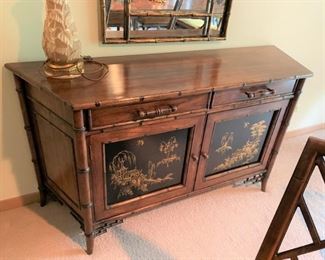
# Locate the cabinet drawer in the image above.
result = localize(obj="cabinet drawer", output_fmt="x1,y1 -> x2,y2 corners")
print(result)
212,80 -> 296,107
89,94 -> 209,129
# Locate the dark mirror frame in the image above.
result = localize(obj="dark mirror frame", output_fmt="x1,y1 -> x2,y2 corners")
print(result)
100,0 -> 233,44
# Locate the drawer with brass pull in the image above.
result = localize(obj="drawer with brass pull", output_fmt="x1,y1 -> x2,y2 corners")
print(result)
89,93 -> 209,130
212,79 -> 296,108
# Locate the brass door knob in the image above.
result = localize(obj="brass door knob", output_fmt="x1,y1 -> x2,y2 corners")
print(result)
191,154 -> 199,162
201,152 -> 209,159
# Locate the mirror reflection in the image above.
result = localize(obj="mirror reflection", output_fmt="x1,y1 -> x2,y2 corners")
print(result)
101,0 -> 232,43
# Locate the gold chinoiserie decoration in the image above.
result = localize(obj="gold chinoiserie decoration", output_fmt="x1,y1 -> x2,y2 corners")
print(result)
149,0 -> 167,4
215,132 -> 234,155
158,137 -> 180,167
108,137 -> 181,198
137,139 -> 145,147
214,120 -> 268,171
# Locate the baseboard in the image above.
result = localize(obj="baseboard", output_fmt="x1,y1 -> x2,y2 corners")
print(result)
0,192 -> 39,212
285,123 -> 325,139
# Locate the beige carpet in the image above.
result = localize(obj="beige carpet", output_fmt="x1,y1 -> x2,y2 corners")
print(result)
0,130 -> 324,260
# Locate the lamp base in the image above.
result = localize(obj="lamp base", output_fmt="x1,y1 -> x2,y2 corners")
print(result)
43,60 -> 84,79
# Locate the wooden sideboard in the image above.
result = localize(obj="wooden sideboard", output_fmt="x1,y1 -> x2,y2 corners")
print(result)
5,46 -> 312,254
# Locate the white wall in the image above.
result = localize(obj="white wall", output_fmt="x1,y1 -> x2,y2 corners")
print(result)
1,0 -> 324,200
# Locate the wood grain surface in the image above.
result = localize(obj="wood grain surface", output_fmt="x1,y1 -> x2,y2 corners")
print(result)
5,46 -> 312,110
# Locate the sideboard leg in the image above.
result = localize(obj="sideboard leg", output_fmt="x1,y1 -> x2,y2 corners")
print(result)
261,178 -> 267,192
262,79 -> 306,192
74,111 -> 95,254
13,76 -> 48,207
39,187 -> 48,207
86,235 -> 94,255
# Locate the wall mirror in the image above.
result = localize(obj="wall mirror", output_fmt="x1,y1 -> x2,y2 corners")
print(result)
100,0 -> 233,44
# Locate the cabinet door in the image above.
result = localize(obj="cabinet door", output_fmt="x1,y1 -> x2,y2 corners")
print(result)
195,100 -> 290,190
90,115 -> 205,220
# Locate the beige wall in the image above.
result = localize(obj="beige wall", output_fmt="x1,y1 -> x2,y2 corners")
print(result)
1,0 -> 324,201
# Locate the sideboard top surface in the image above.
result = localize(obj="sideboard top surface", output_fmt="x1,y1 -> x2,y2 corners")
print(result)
5,46 -> 312,110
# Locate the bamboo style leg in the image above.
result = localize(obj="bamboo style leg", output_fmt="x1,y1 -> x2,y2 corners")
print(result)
73,111 -> 94,254
261,79 -> 306,192
14,76 -> 48,206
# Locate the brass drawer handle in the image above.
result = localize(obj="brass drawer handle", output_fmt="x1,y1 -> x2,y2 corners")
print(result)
138,105 -> 178,119
244,87 -> 275,99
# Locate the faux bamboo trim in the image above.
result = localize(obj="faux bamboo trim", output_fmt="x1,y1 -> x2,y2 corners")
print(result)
77,168 -> 91,175
129,10 -> 219,17
74,126 -> 87,132
220,0 -> 232,37
101,0 -> 233,43
261,79 -> 306,191
85,232 -> 95,238
105,36 -> 225,44
205,0 -> 215,38
81,203 -> 93,209
24,125 -> 32,131
14,76 -> 48,206
73,110 -> 94,254
89,108 -> 208,131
